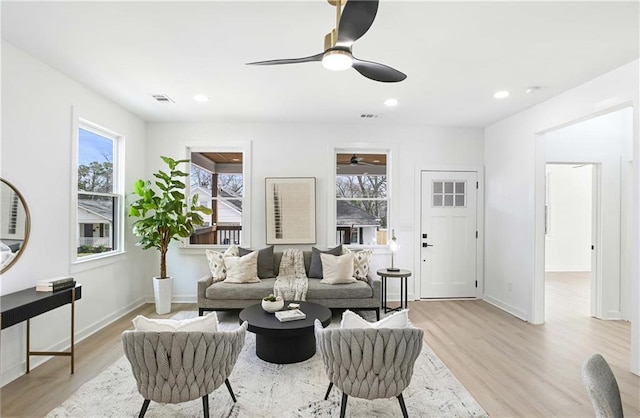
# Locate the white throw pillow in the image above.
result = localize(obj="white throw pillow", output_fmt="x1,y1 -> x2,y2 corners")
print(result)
205,245 -> 239,283
320,252 -> 357,285
343,247 -> 373,281
132,312 -> 219,332
340,309 -> 410,329
223,250 -> 260,283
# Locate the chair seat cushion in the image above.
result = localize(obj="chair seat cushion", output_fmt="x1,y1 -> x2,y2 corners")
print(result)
132,312 -> 219,332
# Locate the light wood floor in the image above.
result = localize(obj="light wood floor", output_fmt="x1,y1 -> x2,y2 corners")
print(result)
1,275 -> 638,417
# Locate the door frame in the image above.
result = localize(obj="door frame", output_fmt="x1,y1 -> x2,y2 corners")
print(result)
543,162 -> 601,319
414,164 -> 485,300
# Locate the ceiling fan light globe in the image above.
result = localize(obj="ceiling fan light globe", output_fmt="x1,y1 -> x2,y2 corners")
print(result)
322,50 -> 353,71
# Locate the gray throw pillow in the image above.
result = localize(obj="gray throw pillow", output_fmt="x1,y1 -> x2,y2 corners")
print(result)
309,245 -> 343,278
238,245 -> 275,279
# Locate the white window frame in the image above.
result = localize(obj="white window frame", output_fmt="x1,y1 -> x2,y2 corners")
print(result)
71,117 -> 125,264
185,142 -> 252,249
329,145 -> 394,248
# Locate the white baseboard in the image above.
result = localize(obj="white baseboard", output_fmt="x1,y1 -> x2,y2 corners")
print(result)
482,295 -> 528,322
544,268 -> 591,273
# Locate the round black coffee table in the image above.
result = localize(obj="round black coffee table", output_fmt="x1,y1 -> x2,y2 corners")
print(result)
239,301 -> 332,364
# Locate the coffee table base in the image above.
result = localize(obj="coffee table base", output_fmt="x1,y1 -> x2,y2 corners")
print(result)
255,332 -> 316,364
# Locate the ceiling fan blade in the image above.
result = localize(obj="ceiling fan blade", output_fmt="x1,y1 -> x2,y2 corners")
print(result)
337,0 -> 379,45
246,52 -> 323,66
352,57 -> 406,83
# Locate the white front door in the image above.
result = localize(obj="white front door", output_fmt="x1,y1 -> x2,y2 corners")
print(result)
420,171 -> 478,298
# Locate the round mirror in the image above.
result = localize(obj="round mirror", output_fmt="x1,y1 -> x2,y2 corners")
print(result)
1,178 -> 31,273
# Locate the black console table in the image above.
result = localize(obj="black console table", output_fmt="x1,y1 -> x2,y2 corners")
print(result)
1,284 -> 82,374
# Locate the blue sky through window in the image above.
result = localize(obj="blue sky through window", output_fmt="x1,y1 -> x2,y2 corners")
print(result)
79,128 -> 112,165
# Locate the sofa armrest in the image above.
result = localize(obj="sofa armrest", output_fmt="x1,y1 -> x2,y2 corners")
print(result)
198,275 -> 214,301
367,274 -> 381,297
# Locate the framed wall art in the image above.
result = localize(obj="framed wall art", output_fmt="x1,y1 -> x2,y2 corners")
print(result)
265,177 -> 316,244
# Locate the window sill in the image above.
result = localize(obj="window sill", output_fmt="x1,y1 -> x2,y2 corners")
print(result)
70,250 -> 127,273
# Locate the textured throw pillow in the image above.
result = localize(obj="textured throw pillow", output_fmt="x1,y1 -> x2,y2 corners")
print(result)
319,252 -> 357,285
132,312 -> 219,332
223,250 -> 260,283
340,309 -> 410,329
343,247 -> 373,281
309,245 -> 343,278
205,245 -> 239,283
239,245 -> 275,279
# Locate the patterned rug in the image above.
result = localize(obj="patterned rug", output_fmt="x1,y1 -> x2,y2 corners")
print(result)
46,311 -> 487,417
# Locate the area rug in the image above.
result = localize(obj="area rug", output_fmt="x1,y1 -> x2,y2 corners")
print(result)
46,311 -> 487,417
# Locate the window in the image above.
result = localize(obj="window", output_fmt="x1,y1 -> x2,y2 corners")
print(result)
335,153 -> 388,246
75,121 -> 122,259
432,180 -> 467,207
189,151 -> 244,246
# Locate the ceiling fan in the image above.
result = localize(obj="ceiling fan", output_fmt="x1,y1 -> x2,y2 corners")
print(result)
246,0 -> 406,83
349,154 -> 372,165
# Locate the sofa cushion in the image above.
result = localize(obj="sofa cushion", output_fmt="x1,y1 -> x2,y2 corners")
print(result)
306,277 -> 373,299
239,245 -> 275,279
320,252 -> 357,285
309,245 -> 342,278
206,278 -> 277,300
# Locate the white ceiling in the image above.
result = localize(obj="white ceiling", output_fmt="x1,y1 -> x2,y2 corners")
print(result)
2,1 -> 638,128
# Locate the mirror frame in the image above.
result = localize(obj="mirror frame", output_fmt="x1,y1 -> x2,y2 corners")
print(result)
1,178 -> 31,274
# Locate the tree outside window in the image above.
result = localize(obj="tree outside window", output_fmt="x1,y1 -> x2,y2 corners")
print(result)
76,126 -> 120,258
335,153 -> 388,245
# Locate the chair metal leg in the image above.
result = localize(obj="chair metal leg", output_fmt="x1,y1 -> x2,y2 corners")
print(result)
397,393 -> 408,418
375,308 -> 380,321
225,378 -> 237,402
202,395 -> 209,418
339,393 -> 348,418
324,382 -> 333,400
138,399 -> 150,418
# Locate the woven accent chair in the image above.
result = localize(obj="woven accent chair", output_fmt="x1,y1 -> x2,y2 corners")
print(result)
314,320 -> 423,418
581,353 -> 624,418
122,322 -> 247,418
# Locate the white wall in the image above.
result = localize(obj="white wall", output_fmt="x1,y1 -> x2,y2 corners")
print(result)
484,60 -> 639,374
0,41 -> 151,385
544,109 -> 632,319
145,122 -> 484,304
545,164 -> 592,272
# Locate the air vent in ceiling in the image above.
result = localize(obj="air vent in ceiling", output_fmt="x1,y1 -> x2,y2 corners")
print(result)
151,94 -> 175,103
360,114 -> 381,119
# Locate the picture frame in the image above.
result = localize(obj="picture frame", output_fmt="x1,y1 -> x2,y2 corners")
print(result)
265,177 -> 316,244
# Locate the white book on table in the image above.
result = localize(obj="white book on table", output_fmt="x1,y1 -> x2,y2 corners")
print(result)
275,309 -> 306,322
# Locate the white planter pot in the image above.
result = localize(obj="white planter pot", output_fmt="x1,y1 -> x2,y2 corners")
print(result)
153,276 -> 173,315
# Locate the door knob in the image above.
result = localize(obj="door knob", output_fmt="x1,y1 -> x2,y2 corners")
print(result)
422,243 -> 434,248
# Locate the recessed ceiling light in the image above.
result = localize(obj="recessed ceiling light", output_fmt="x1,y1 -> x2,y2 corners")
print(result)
193,94 -> 209,103
493,91 -> 510,99
231,158 -> 240,162
384,98 -> 399,107
372,159 -> 380,163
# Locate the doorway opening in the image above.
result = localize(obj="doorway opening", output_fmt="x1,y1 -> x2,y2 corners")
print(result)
544,163 -> 595,321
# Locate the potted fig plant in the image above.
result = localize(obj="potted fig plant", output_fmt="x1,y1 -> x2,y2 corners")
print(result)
129,156 -> 211,314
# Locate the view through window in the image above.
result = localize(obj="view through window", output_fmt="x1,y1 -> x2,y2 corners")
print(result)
76,125 -> 120,258
335,153 -> 388,245
189,152 -> 243,245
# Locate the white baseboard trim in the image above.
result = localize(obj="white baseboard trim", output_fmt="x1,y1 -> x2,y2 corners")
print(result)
0,297 -> 145,386
482,295 -> 528,322
545,268 -> 591,273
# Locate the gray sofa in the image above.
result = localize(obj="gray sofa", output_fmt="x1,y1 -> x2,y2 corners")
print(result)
198,250 -> 381,319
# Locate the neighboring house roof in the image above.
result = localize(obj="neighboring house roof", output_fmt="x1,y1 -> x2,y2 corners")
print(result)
191,185 -> 243,212
336,200 -> 380,227
78,200 -> 112,222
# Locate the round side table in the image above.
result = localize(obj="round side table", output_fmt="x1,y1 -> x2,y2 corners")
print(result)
377,268 -> 411,313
